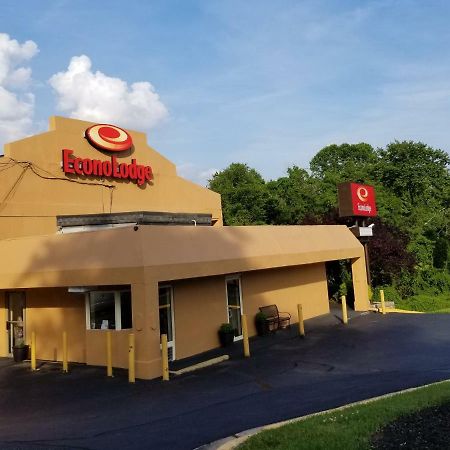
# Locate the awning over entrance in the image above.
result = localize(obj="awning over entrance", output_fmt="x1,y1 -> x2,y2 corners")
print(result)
0,224 -> 364,289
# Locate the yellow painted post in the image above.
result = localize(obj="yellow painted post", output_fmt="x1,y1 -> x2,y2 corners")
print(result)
297,304 -> 305,337
241,314 -> 250,358
62,331 -> 68,373
380,289 -> 386,315
128,333 -> 135,383
161,334 -> 169,381
341,295 -> 348,325
106,331 -> 113,377
31,331 -> 36,371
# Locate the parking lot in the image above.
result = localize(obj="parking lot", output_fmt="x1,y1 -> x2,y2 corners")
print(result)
1,311 -> 450,449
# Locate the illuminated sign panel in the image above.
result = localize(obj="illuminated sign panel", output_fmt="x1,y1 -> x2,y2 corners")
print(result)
61,124 -> 153,186
338,182 -> 377,217
85,124 -> 133,152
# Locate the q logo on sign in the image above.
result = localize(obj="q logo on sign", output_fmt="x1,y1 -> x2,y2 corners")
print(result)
357,187 -> 369,202
85,124 -> 133,152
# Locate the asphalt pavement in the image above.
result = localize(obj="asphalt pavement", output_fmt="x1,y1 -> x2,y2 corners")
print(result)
1,311 -> 450,450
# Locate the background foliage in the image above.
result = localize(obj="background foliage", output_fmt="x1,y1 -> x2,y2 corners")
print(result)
208,141 -> 450,304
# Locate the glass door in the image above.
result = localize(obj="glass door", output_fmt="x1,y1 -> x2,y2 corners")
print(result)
6,292 -> 26,354
226,276 -> 243,340
159,285 -> 175,361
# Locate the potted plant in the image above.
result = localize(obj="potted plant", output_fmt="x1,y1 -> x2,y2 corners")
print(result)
255,312 -> 269,336
218,323 -> 235,347
12,318 -> 29,362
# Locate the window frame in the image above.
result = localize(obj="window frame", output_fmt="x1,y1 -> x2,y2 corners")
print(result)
85,289 -> 132,331
225,274 -> 243,341
158,284 -> 176,361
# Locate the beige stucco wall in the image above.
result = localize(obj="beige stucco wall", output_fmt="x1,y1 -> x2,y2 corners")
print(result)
172,263 -> 329,360
242,263 -> 329,336
85,330 -> 130,369
352,257 -> 370,311
0,280 -> 161,379
0,283 -> 163,380
0,116 -> 222,240
172,276 -> 228,359
0,259 -> 358,379
24,288 -> 86,363
0,116 -> 369,379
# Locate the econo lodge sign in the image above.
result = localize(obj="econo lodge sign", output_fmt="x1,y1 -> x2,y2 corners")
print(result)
338,182 -> 377,217
62,124 -> 153,186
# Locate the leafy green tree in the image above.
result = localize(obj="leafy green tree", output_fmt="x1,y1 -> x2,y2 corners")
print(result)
375,141 -> 450,268
309,143 -> 378,212
208,163 -> 269,225
310,142 -> 377,180
433,237 -> 449,269
207,139 -> 449,300
266,166 -> 320,224
376,141 -> 450,207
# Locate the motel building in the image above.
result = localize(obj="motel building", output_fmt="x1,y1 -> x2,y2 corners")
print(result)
0,117 -> 369,380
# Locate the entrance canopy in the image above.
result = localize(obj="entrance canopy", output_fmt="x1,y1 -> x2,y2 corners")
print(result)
0,224 -> 364,289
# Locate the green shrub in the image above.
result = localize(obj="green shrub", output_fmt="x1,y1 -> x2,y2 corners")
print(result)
255,312 -> 267,323
219,323 -> 234,333
433,237 -> 449,269
396,292 -> 450,312
373,285 -> 402,304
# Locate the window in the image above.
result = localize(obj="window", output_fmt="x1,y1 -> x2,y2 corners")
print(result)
159,286 -> 173,341
87,290 -> 132,330
159,285 -> 175,361
226,276 -> 243,339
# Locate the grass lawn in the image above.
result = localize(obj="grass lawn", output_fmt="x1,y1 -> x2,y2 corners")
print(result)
396,292 -> 450,313
238,381 -> 450,450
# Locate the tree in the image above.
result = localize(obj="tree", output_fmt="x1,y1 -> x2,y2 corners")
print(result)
300,209 -> 415,288
310,143 -> 377,180
375,141 -> 450,267
376,141 -> 450,207
309,143 -> 378,213
208,163 -> 269,225
266,166 -> 320,224
367,218 -> 416,286
433,237 -> 449,270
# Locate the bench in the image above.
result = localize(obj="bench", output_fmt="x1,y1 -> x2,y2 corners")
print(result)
259,305 -> 291,331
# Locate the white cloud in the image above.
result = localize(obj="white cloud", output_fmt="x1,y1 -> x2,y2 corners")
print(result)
177,162 -> 218,186
0,33 -> 38,148
49,55 -> 168,130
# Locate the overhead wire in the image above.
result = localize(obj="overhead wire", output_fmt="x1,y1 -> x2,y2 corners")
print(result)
0,157 -> 117,216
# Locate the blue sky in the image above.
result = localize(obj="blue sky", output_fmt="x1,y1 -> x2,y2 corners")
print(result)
1,0 -> 450,184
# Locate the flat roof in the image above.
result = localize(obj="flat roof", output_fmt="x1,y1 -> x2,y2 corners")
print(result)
0,225 -> 364,289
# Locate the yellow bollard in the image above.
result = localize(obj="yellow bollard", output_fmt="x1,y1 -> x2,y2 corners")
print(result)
106,331 -> 113,377
380,289 -> 386,315
62,331 -> 68,373
297,304 -> 305,337
128,333 -> 135,383
161,334 -> 169,381
31,331 -> 36,371
341,295 -> 348,325
241,314 -> 250,358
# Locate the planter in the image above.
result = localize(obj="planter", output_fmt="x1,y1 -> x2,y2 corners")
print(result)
255,319 -> 269,336
13,345 -> 29,362
218,330 -> 235,347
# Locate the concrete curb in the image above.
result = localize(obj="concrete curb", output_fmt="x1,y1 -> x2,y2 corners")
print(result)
170,355 -> 229,376
198,379 -> 450,450
369,307 -> 424,314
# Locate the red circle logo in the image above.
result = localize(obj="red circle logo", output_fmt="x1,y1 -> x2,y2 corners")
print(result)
357,187 -> 369,202
85,124 -> 133,152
